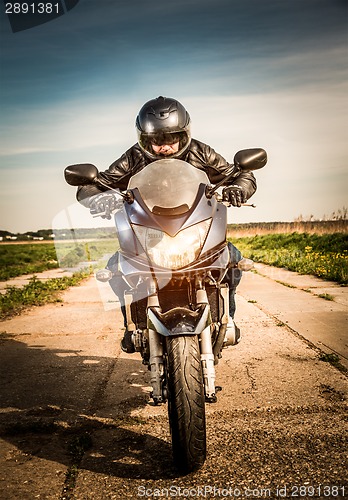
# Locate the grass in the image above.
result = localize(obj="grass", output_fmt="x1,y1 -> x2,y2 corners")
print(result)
317,293 -> 335,301
0,240 -> 118,281
55,239 -> 118,268
0,239 -> 119,319
227,219 -> 347,237
62,432 -> 93,500
230,232 -> 348,285
0,270 -> 91,320
0,243 -> 58,280
1,231 -> 346,318
275,280 -> 296,288
319,353 -> 347,374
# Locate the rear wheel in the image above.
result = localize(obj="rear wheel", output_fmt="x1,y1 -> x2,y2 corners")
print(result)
165,335 -> 206,473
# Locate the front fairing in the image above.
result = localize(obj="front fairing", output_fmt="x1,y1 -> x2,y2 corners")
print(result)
114,159 -> 227,274
118,245 -> 230,281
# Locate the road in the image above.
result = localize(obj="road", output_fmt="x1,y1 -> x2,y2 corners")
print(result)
0,265 -> 347,499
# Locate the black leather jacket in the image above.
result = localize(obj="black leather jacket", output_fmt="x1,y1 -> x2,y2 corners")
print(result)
77,139 -> 257,206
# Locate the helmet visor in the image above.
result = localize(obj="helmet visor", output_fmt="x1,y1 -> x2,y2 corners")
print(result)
138,130 -> 191,159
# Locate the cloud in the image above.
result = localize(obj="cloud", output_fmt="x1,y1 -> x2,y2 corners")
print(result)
0,98 -> 142,157
1,0 -> 346,230
2,77 -> 346,230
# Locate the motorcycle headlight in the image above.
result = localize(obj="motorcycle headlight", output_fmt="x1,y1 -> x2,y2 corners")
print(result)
132,219 -> 211,269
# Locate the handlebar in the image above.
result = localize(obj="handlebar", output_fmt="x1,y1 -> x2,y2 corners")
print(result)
92,189 -> 256,218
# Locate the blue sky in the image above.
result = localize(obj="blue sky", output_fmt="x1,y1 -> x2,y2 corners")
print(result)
0,0 -> 347,232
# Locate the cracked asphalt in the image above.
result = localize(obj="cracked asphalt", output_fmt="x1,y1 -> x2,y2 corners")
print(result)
0,265 -> 347,499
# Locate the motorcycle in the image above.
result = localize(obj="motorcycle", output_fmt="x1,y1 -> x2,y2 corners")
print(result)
64,148 -> 267,473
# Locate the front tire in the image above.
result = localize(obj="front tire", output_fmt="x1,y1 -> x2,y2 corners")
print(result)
165,335 -> 206,473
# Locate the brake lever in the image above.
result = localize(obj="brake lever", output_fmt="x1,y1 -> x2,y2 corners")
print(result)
91,212 -> 111,219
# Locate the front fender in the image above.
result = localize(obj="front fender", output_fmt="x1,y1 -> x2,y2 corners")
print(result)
148,304 -> 210,336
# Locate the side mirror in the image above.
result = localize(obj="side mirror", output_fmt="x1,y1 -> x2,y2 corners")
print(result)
64,163 -> 98,186
234,148 -> 267,172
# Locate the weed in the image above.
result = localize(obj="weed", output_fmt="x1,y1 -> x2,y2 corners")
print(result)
319,353 -> 347,374
68,432 -> 93,461
319,353 -> 340,364
276,280 -> 296,288
0,270 -> 90,320
61,432 -> 93,500
318,293 -> 334,301
61,465 -> 79,500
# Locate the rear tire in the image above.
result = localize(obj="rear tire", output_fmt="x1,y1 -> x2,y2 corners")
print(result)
165,335 -> 206,473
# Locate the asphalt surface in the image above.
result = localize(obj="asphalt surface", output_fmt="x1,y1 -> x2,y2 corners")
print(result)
0,265 -> 347,499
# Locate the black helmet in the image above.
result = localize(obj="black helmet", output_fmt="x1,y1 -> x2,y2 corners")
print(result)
136,96 -> 191,160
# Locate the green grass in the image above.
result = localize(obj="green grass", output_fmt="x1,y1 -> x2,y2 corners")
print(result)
1,233 -> 346,320
0,270 -> 90,320
56,239 -> 118,268
230,232 -> 348,285
0,240 -> 119,281
0,243 -> 58,280
317,293 -> 335,301
0,240 -> 119,319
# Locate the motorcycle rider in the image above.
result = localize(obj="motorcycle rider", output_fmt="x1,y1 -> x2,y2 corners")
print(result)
76,96 -> 257,352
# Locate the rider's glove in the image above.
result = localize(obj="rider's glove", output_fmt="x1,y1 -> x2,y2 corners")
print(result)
89,193 -> 117,219
222,185 -> 247,207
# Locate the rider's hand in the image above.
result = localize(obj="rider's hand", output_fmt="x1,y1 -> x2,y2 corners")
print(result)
222,186 -> 247,207
89,193 -> 117,219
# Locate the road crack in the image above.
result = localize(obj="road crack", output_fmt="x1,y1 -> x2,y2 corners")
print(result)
60,357 -> 117,499
245,363 -> 257,393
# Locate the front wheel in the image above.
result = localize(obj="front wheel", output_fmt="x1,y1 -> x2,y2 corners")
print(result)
165,335 -> 206,473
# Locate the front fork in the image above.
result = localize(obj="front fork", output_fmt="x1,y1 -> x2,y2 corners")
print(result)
148,328 -> 165,404
147,287 -> 217,404
147,292 -> 165,404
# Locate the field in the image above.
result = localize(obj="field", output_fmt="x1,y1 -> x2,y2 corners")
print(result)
0,243 -> 58,281
0,225 -> 347,319
0,239 -> 118,281
0,239 -> 118,319
229,232 -> 348,285
227,219 -> 347,238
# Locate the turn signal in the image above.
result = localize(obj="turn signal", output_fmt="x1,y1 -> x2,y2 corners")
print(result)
95,269 -> 113,282
237,258 -> 254,271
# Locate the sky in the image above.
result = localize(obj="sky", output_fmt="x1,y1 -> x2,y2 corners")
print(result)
0,0 -> 347,232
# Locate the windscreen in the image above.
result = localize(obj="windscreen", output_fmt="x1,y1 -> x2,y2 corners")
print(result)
127,159 -> 209,213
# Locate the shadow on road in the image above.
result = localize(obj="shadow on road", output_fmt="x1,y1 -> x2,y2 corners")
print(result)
0,334 -> 177,480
